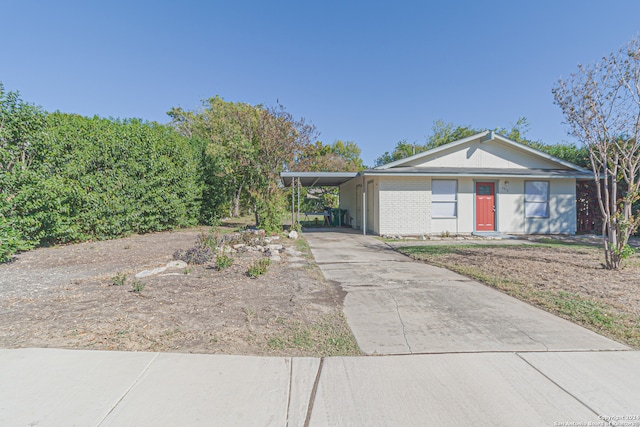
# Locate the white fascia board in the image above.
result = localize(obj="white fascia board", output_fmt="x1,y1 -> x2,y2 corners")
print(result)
362,171 -> 593,179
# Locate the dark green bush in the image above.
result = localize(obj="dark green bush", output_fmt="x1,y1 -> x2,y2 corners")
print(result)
36,113 -> 201,241
1,85 -> 202,261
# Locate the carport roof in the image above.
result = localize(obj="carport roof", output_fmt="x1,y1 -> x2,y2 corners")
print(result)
280,172 -> 358,187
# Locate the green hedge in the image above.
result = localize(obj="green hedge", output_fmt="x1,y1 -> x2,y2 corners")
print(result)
1,110 -> 201,260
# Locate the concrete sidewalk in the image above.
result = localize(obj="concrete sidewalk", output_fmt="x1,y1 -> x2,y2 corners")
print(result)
2,348 -> 640,426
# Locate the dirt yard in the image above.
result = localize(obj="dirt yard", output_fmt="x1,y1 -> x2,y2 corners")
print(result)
0,228 -> 359,356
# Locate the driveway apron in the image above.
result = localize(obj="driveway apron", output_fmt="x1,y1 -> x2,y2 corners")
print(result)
305,231 -> 627,355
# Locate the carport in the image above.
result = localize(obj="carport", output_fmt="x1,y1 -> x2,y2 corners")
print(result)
280,172 -> 359,231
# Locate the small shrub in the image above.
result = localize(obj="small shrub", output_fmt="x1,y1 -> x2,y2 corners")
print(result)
218,230 -> 266,247
198,229 -> 220,250
216,251 -> 234,270
173,246 -> 215,265
130,280 -> 145,293
111,272 -> 127,286
247,258 -> 271,278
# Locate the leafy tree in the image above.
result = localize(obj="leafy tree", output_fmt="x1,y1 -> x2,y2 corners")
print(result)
295,140 -> 364,172
373,151 -> 393,167
169,98 -> 316,233
328,140 -> 365,171
169,97 -> 259,221
553,38 -> 640,269
539,143 -> 590,169
251,104 -> 317,232
494,117 -> 538,146
426,120 -> 479,149
373,139 -> 428,167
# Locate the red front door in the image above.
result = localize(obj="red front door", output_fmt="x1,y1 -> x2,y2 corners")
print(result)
476,182 -> 495,231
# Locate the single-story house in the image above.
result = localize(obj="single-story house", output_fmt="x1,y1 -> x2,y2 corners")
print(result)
282,131 -> 593,236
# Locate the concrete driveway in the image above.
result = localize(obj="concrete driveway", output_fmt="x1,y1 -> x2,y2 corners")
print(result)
305,230 -> 627,355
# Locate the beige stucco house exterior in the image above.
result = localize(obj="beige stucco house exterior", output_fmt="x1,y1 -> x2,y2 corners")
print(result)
282,131 -> 593,236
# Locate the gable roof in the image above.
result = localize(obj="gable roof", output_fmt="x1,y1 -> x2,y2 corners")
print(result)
375,131 -> 591,174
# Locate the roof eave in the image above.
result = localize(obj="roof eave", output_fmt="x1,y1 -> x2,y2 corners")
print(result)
362,171 -> 593,179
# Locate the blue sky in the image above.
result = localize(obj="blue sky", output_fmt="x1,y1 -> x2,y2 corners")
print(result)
3,1 -> 640,166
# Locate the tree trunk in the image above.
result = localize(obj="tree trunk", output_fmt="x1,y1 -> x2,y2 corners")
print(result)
233,185 -> 242,217
253,202 -> 260,227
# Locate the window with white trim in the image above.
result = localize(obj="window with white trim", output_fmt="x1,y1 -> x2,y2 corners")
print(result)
525,181 -> 549,218
432,180 -> 457,218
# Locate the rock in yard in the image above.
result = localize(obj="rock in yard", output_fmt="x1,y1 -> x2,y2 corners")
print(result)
135,260 -> 188,278
268,244 -> 283,252
135,267 -> 167,278
288,230 -> 298,240
166,260 -> 188,269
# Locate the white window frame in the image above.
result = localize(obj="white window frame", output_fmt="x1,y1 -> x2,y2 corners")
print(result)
432,179 -> 457,218
525,180 -> 549,218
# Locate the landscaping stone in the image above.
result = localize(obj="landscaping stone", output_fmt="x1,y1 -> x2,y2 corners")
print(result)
135,260 -> 188,278
166,260 -> 188,269
288,230 -> 298,240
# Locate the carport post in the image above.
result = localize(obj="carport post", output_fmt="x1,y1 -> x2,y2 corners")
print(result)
362,175 -> 366,235
297,178 -> 301,225
291,178 -> 295,227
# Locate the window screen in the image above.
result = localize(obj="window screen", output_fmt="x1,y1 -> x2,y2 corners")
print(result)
432,180 -> 457,218
525,181 -> 549,218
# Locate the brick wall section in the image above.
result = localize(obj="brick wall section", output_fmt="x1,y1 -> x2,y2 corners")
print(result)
378,177 -> 430,235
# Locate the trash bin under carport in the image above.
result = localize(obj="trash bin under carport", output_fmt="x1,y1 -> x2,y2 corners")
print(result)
331,208 -> 347,226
